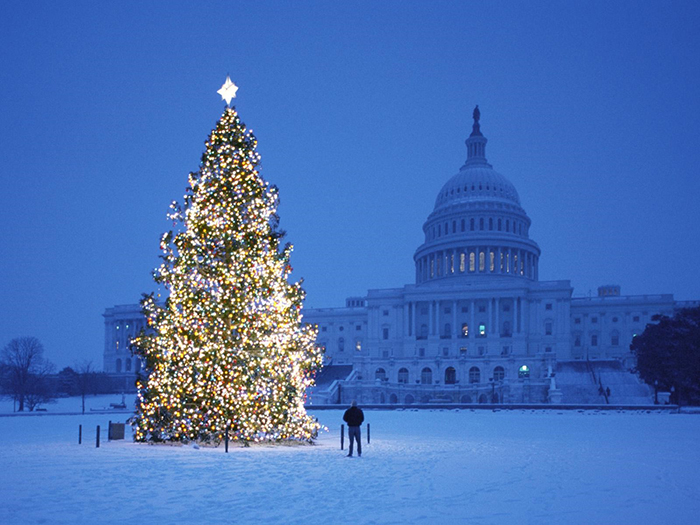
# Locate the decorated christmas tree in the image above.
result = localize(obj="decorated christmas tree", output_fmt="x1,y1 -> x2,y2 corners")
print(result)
130,78 -> 322,444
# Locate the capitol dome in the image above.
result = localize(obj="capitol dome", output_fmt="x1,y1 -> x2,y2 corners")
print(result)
414,106 -> 540,285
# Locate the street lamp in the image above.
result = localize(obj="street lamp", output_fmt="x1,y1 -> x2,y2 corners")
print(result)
654,380 -> 658,404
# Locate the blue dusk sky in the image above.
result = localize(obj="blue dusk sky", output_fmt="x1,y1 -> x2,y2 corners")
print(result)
1,1 -> 699,369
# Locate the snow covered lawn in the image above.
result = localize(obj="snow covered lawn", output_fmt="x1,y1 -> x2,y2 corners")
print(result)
1,405 -> 699,524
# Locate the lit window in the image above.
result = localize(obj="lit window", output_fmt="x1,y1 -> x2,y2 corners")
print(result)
469,252 -> 475,272
500,252 -> 504,271
430,259 -> 435,278
518,365 -> 530,378
490,251 -> 495,272
355,340 -> 362,351
462,323 -> 469,337
479,251 -> 485,271
460,253 -> 466,272
479,323 -> 486,336
450,254 -> 455,273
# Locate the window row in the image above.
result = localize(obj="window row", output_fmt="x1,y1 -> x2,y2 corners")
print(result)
375,365 -> 513,385
573,315 -> 642,325
428,216 -> 527,240
417,247 -> 536,281
573,331 -> 636,347
114,358 -> 141,373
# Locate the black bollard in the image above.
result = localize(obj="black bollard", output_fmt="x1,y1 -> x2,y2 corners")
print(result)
225,428 -> 229,453
108,421 -> 112,442
79,424 -> 82,445
367,423 -> 370,444
340,424 -> 345,450
96,425 -> 100,448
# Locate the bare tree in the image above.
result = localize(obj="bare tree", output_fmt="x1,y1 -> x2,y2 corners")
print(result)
74,360 -> 99,414
0,337 -> 54,411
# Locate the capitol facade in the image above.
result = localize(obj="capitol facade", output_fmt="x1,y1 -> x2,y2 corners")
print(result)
104,108 -> 694,404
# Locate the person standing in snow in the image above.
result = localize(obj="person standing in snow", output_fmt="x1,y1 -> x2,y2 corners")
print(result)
343,400 -> 364,457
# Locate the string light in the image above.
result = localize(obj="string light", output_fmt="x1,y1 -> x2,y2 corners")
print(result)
130,104 -> 322,444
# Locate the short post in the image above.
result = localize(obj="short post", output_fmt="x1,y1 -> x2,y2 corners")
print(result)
225,428 -> 229,453
367,423 -> 370,444
108,420 -> 112,442
96,425 -> 100,448
340,424 -> 345,450
78,424 -> 82,445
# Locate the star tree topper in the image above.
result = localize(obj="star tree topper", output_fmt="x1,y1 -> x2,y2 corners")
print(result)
217,76 -> 239,105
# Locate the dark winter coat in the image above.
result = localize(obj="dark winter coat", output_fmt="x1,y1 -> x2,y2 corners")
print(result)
343,406 -> 365,427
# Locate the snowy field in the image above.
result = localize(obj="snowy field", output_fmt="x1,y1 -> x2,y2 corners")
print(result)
1,398 -> 699,524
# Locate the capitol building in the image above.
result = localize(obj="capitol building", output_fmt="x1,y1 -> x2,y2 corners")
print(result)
104,108 -> 693,404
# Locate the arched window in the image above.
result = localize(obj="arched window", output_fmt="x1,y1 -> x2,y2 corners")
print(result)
443,323 -> 451,339
506,219 -> 510,232
389,394 -> 398,404
545,321 -> 553,336
116,359 -> 122,373
452,221 -> 456,233
125,358 -> 131,372
398,368 -> 409,384
478,394 -> 488,404
469,366 -> 480,384
421,367 -> 433,384
469,252 -> 475,272
135,359 -> 142,372
611,331 -> 620,346
338,337 -> 345,352
445,367 -> 457,384
460,394 -> 472,403
461,219 -> 465,232
470,218 -> 475,231
493,366 -> 505,381
405,394 -> 415,404
479,218 -> 484,230
460,253 -> 466,272
518,365 -> 530,378
375,368 -> 387,381
489,251 -> 495,272
479,251 -> 485,271
489,218 -> 493,230
498,218 -> 502,231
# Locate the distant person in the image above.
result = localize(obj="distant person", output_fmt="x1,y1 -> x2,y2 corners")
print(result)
343,400 -> 364,457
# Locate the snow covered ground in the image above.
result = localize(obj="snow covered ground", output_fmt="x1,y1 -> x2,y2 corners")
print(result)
1,398 -> 699,524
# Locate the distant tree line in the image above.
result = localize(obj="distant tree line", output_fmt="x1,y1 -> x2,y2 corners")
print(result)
0,337 -> 133,412
631,306 -> 700,405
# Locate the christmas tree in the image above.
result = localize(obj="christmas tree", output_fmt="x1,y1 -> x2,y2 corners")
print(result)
130,78 -> 322,444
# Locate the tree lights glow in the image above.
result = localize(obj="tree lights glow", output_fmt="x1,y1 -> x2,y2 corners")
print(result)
130,90 -> 322,444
